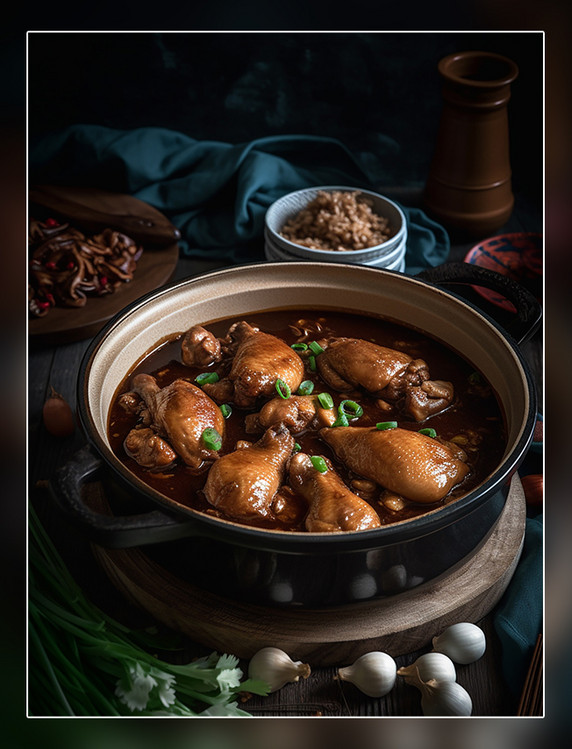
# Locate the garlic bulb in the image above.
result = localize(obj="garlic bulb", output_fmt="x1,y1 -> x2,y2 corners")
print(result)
397,652 -> 457,685
337,651 -> 397,698
419,679 -> 473,716
432,622 -> 486,665
248,647 -> 311,693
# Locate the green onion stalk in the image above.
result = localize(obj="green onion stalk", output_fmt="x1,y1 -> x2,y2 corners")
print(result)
28,506 -> 269,716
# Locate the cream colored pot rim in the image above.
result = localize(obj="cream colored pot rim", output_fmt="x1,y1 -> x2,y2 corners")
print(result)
78,261 -> 536,547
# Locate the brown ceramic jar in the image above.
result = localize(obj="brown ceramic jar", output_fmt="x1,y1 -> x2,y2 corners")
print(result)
423,51 -> 519,235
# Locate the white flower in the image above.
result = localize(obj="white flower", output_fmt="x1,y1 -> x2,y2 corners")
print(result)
115,662 -> 157,711
199,702 -> 249,717
115,661 -> 176,712
157,676 -> 176,708
216,668 -> 242,692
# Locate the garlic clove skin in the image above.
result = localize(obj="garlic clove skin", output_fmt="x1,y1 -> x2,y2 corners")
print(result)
397,652 -> 457,685
432,622 -> 486,665
420,679 -> 473,716
337,651 -> 397,698
248,647 -> 311,693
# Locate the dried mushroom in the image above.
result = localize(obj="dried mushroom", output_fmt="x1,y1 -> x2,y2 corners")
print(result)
28,217 -> 143,317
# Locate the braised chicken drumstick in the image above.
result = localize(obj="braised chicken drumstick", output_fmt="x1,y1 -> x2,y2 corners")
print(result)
320,426 -> 469,504
126,373 -> 225,470
289,453 -> 382,532
316,337 -> 454,421
200,321 -> 305,408
203,424 -> 295,522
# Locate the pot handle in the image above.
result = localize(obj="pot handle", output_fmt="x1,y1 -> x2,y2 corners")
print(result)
49,445 -> 198,548
415,262 -> 542,344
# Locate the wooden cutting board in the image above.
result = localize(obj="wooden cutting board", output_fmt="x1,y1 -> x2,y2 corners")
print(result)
29,185 -> 181,344
90,474 -> 526,666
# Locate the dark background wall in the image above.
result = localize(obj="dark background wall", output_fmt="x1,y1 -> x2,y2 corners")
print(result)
28,31 -> 543,201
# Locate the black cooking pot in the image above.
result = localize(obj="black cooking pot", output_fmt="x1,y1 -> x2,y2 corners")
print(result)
50,262 -> 540,607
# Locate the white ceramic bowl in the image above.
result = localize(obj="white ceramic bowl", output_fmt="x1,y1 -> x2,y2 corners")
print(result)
263,227 -> 406,271
264,186 -> 407,269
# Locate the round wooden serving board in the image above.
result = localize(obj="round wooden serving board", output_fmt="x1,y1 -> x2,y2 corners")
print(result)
91,474 -> 526,667
29,185 -> 180,344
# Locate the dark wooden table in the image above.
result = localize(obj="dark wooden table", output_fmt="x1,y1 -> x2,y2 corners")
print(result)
28,188 -> 543,717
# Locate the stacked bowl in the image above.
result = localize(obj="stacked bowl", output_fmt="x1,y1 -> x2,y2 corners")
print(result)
264,186 -> 408,271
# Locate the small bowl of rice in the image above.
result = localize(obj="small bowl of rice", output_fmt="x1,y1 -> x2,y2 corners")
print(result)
264,186 -> 407,270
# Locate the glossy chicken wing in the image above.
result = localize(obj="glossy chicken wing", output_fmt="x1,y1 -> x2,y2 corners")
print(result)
131,373 -> 225,469
244,394 -> 336,434
181,324 -> 222,367
405,380 -> 455,422
203,424 -> 295,521
123,427 -> 177,469
289,453 -> 381,532
318,338 -> 415,393
320,426 -> 469,503
317,337 -> 453,420
203,321 -> 304,408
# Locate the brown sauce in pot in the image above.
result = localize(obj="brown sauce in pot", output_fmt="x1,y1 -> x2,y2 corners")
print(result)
107,309 -> 507,531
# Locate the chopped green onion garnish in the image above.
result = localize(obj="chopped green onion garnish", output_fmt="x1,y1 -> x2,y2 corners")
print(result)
331,413 -> 349,428
376,421 -> 398,430
310,455 -> 328,473
220,403 -> 232,419
339,399 -> 364,419
297,380 -> 314,396
317,392 -> 334,409
419,427 -> 437,438
468,371 -> 481,384
294,442 -> 301,452
195,371 -> 220,385
275,378 -> 291,399
201,427 -> 222,450
308,341 -> 324,356
308,355 -> 317,372
291,342 -> 308,352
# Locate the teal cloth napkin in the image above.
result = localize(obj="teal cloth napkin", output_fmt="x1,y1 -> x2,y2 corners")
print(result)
29,125 -> 449,271
493,512 -> 543,696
